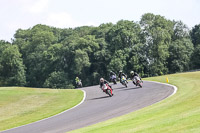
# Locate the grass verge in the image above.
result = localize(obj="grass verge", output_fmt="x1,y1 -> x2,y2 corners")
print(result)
69,71 -> 200,133
0,87 -> 83,131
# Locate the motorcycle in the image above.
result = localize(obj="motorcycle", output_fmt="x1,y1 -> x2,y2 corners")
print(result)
110,74 -> 117,84
121,76 -> 128,88
133,76 -> 142,88
102,83 -> 113,97
76,80 -> 82,88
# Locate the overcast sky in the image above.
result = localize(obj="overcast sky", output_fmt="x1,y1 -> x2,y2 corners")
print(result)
1,0 -> 200,42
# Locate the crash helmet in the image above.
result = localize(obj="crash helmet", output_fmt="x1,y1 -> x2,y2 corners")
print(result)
119,70 -> 122,73
130,71 -> 134,74
100,78 -> 104,83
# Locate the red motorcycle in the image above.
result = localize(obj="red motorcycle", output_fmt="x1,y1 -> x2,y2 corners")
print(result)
102,83 -> 113,97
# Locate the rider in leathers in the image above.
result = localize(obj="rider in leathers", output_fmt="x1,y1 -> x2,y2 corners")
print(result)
75,77 -> 82,87
118,70 -> 127,83
99,78 -> 112,92
130,71 -> 142,84
109,71 -> 116,81
110,71 -> 116,77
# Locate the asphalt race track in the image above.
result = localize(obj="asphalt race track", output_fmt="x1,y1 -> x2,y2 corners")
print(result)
1,81 -> 175,133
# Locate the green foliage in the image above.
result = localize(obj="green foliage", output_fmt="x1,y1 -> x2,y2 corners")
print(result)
128,43 -> 148,77
172,21 -> 190,40
168,38 -> 194,73
190,24 -> 200,47
140,13 -> 174,76
190,23 -> 200,69
74,49 -> 91,74
191,45 -> 200,69
43,71 -> 74,89
106,20 -> 142,52
108,50 -> 128,72
0,13 -> 199,88
0,41 -> 26,86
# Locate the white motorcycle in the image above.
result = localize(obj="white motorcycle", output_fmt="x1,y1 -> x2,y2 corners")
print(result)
133,76 -> 142,88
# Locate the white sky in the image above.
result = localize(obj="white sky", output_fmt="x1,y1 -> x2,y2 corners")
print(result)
0,0 -> 200,42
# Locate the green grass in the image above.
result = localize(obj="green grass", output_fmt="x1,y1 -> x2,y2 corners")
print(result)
69,71 -> 200,133
0,87 -> 83,131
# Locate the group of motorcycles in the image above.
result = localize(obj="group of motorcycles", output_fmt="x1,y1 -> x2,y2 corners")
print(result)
75,74 -> 143,98
110,74 -> 142,88
102,74 -> 143,97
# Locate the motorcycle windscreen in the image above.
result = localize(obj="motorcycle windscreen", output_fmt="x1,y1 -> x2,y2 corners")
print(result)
103,84 -> 107,90
121,76 -> 126,81
111,75 -> 116,79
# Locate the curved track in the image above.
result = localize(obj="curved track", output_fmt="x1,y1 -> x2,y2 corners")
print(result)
1,81 -> 174,133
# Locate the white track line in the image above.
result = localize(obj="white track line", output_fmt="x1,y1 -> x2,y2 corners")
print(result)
2,82 -> 177,132
146,80 -> 178,98
2,89 -> 86,132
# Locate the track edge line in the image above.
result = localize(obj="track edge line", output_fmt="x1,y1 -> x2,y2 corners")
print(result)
1,89 -> 86,132
146,80 -> 178,98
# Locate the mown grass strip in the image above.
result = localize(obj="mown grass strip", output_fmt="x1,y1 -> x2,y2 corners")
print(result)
0,87 -> 83,131
69,71 -> 200,133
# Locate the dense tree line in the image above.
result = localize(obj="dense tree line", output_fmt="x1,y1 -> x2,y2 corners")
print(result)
0,13 -> 200,88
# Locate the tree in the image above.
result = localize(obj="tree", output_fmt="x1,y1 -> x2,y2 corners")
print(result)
172,21 -> 190,41
106,20 -> 142,53
140,13 -> 174,76
73,49 -> 91,75
108,49 -> 129,72
127,43 -> 148,77
191,45 -> 200,69
43,71 -> 74,89
168,38 -> 194,73
190,24 -> 200,47
91,23 -> 113,38
13,24 -> 58,87
3,13 -> 196,88
190,24 -> 200,69
167,21 -> 194,73
0,42 -> 26,86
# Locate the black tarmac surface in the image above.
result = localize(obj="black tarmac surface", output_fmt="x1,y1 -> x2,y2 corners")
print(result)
1,81 -> 174,133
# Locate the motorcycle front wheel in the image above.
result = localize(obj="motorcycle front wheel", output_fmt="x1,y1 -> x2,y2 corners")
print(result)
125,83 -> 127,88
107,89 -> 112,97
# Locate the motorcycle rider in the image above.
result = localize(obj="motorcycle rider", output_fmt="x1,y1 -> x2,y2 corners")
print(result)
130,71 -> 142,84
109,71 -> 116,81
109,71 -> 116,77
75,77 -> 81,87
118,70 -> 127,83
75,77 -> 80,83
99,78 -> 112,92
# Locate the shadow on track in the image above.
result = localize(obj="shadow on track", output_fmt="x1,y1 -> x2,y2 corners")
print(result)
118,86 -> 141,91
113,86 -> 126,90
89,96 -> 111,100
114,85 -> 140,90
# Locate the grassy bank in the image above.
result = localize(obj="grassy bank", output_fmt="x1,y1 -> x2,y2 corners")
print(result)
70,71 -> 200,133
0,87 -> 83,131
